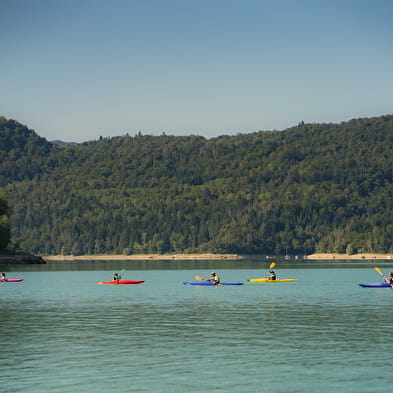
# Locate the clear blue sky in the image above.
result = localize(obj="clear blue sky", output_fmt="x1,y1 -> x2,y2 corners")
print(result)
1,0 -> 392,142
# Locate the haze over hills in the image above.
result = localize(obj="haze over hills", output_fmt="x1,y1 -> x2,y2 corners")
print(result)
0,115 -> 392,255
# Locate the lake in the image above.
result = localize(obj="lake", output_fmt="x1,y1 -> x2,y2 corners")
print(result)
1,259 -> 393,393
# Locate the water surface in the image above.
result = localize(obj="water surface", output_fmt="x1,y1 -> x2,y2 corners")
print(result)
1,259 -> 392,392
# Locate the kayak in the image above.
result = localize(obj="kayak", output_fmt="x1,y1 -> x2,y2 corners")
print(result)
96,280 -> 144,285
247,278 -> 298,283
183,282 -> 244,286
0,278 -> 24,283
359,283 -> 391,288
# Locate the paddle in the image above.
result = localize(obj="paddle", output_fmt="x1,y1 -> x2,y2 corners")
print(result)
374,267 -> 384,278
374,267 -> 391,286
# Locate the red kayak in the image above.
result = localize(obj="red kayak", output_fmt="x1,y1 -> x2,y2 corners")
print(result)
96,280 -> 144,285
1,278 -> 24,282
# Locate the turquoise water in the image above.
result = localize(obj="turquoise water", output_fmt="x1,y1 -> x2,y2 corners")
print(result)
1,259 -> 393,393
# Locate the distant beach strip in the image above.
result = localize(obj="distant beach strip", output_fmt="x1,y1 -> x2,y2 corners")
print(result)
43,253 -> 393,261
306,253 -> 392,260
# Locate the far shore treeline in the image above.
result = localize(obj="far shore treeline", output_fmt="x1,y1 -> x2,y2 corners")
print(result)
0,115 -> 392,256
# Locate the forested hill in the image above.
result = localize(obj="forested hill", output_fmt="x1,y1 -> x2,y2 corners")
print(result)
1,115 -> 393,255
0,117 -> 57,186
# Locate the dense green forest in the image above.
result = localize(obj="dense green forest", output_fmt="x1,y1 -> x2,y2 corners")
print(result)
0,191 -> 11,250
1,115 -> 392,255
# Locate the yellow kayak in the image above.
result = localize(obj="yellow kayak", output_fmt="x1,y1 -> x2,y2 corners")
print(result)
247,278 -> 298,282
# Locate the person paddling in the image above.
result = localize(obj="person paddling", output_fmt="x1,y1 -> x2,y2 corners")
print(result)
265,261 -> 277,280
113,273 -> 121,283
0,272 -> 6,282
206,272 -> 220,285
384,272 -> 393,287
267,270 -> 277,280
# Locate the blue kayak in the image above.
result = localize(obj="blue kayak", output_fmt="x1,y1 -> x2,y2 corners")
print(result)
359,283 -> 391,288
183,282 -> 243,286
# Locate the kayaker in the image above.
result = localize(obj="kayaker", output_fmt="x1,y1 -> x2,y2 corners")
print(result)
383,272 -> 393,287
206,272 -> 220,285
0,272 -> 6,281
267,270 -> 276,280
113,273 -> 121,282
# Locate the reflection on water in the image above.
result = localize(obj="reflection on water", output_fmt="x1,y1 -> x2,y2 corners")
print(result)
1,262 -> 393,392
2,257 -> 393,272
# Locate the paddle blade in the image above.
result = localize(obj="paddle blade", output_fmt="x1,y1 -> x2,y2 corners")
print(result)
374,267 -> 383,276
270,262 -> 276,270
120,269 -> 126,274
195,276 -> 203,281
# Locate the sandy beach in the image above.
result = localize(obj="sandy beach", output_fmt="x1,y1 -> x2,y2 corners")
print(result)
43,253 -> 393,261
305,253 -> 393,260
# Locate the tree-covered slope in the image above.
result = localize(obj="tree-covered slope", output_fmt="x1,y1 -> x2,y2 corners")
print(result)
1,115 -> 392,255
0,117 -> 57,186
0,192 -> 11,250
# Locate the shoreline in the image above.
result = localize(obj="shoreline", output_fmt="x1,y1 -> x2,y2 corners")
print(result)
43,253 -> 242,261
42,253 -> 393,261
305,253 -> 392,260
0,253 -> 46,264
